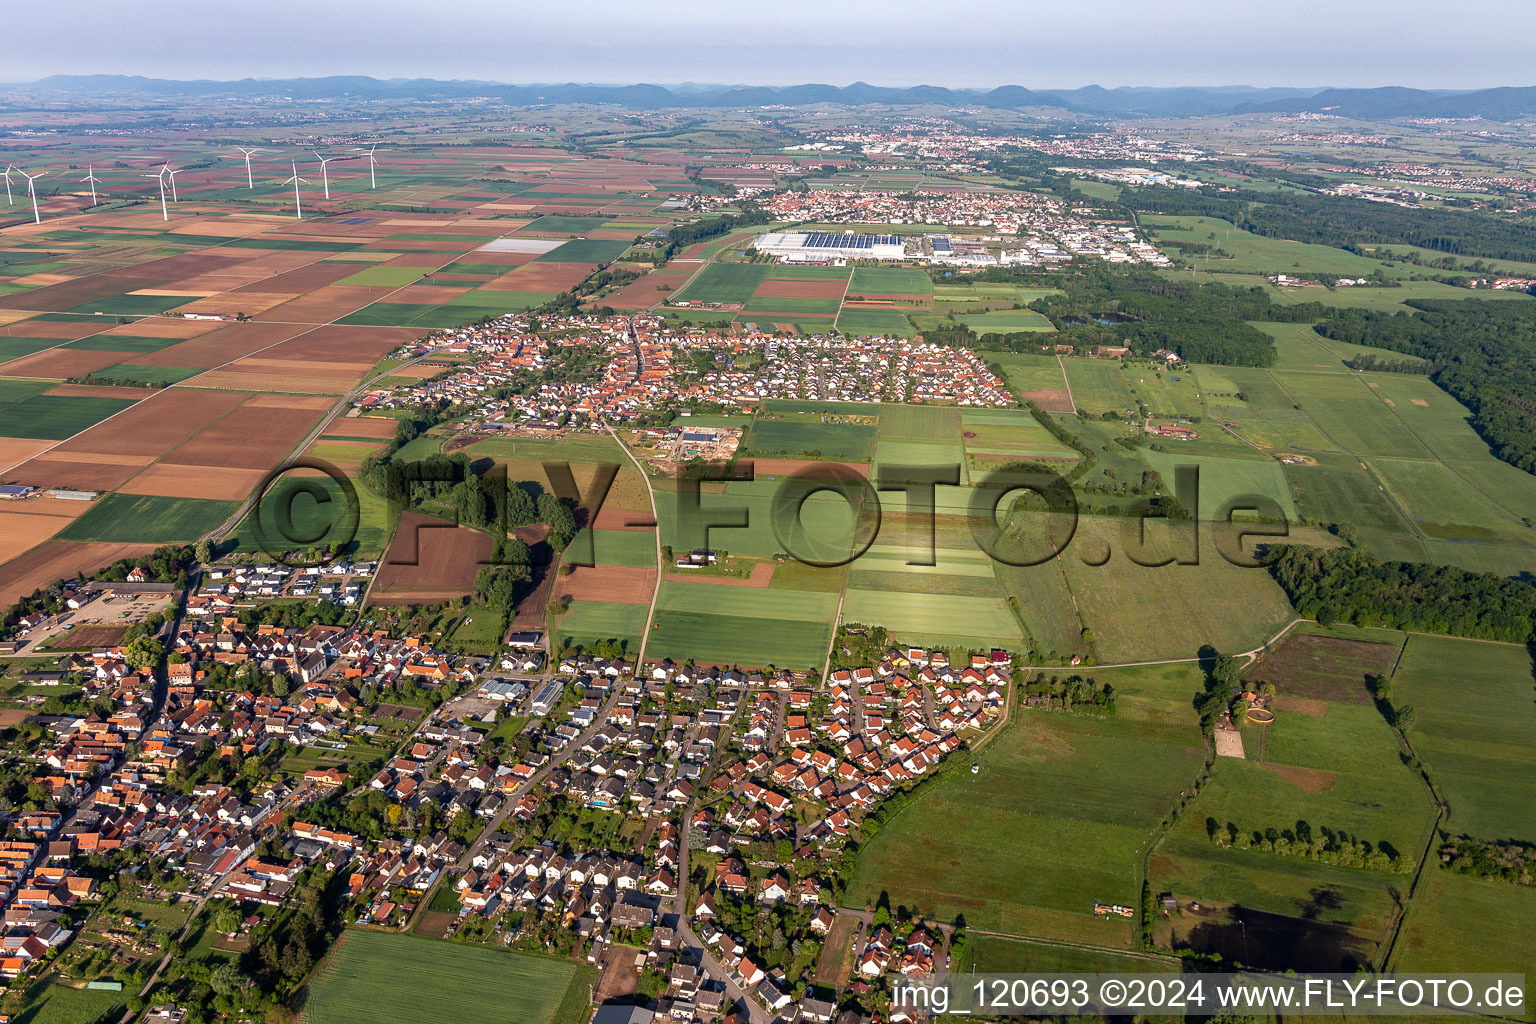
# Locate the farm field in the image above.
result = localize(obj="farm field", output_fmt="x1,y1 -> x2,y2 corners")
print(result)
1389,634 -> 1536,840
1060,357 -> 1136,413
226,462 -> 396,559
57,493 -> 237,543
743,415 -> 877,462
956,309 -> 1055,333
848,703 -> 1203,946
304,931 -> 591,1024
1143,215 -> 1419,279
839,588 -> 1021,650
646,579 -> 837,668
1390,868 -> 1536,983
4,980 -> 128,1024
958,934 -> 1173,975
1140,449 -> 1298,522
1059,517 -> 1297,664
554,599 -> 649,652
961,406 -> 1079,461
1145,630 -> 1439,971
369,512 -> 492,603
989,352 -> 1074,412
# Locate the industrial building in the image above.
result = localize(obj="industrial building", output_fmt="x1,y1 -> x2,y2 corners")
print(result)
752,230 -> 911,262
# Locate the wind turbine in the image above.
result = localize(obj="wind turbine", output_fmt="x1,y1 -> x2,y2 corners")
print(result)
354,143 -> 380,189
312,151 -> 333,199
143,167 -> 168,221
19,169 -> 45,224
235,147 -> 262,188
80,165 -> 102,206
282,160 -> 308,220
3,165 -> 13,205
164,163 -> 181,203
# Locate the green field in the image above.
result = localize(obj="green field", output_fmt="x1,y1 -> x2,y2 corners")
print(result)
338,265 -> 429,287
571,527 -> 656,567
63,334 -> 181,353
555,600 -> 649,651
1140,450 -> 1297,522
959,934 -> 1173,974
6,980 -> 127,1024
227,469 -> 395,559
744,416 -> 877,461
536,238 -> 632,264
1390,868 -> 1536,987
93,364 -> 203,386
849,704 -> 1203,946
676,263 -> 771,304
880,403 -> 960,441
840,588 -> 1020,649
1145,215 -> 1412,278
58,493 -> 238,543
304,931 -> 590,1024
835,308 -> 917,337
990,352 -> 1070,395
961,407 -> 1079,460
0,393 -> 138,440
1391,635 -> 1536,839
849,266 -> 932,295
958,309 -> 1056,333
1061,357 -> 1137,413
646,580 -> 837,668
1061,518 -> 1297,664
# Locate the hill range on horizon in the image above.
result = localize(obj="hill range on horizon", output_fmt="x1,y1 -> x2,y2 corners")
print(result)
11,75 -> 1536,119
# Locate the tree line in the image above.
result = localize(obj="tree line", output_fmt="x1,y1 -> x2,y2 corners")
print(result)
1205,816 -> 1409,873
1120,184 -> 1536,265
1267,545 -> 1536,643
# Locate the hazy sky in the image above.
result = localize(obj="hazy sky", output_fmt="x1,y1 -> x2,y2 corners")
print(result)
9,0 -> 1534,89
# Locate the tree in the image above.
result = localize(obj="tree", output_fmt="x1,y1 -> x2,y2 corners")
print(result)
505,486 -> 537,527
124,635 -> 164,670
209,963 -> 248,997
213,902 -> 242,936
195,538 -> 214,564
537,493 -> 577,547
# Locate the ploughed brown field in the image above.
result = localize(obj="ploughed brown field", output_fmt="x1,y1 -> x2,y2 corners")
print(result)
369,512 -> 492,603
1019,387 -> 1076,413
160,394 -> 331,470
556,564 -> 657,604
9,454 -> 155,492
324,415 -> 401,441
118,464 -> 268,501
755,279 -> 847,300
0,540 -> 158,606
663,562 -> 775,587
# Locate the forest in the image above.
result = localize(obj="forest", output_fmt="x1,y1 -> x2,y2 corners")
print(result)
1120,185 -> 1536,263
1022,269 -> 1330,365
1267,545 -> 1536,642
1316,300 -> 1536,473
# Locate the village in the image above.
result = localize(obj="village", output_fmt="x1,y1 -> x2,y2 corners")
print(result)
353,313 -> 1016,427
685,187 -> 1170,268
0,544 -> 1017,1024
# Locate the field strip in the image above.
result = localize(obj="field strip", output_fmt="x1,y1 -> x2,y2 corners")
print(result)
603,420 -> 663,665
1056,354 -> 1077,414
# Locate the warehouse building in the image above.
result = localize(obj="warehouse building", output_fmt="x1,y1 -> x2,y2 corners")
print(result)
753,230 -> 911,262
